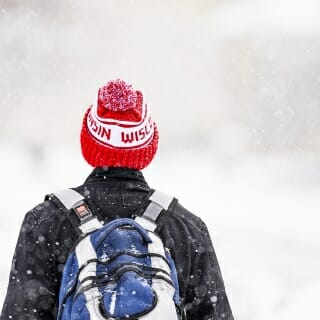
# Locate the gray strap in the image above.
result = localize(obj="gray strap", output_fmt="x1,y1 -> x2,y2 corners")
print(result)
141,190 -> 174,224
135,216 -> 157,232
142,202 -> 164,223
53,188 -> 103,234
79,218 -> 103,234
53,189 -> 85,210
149,190 -> 173,210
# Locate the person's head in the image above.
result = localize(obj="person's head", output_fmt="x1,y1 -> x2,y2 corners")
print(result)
80,79 -> 158,170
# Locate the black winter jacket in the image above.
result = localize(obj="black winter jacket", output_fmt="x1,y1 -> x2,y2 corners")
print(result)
1,167 -> 233,320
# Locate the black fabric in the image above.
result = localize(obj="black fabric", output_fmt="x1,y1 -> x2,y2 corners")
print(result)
0,167 -> 234,320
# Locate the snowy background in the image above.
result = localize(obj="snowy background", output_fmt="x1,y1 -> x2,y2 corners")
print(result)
1,1 -> 320,319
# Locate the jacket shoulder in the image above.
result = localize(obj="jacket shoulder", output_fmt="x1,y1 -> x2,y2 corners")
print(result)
24,196 -> 64,226
171,201 -> 209,231
29,186 -> 87,225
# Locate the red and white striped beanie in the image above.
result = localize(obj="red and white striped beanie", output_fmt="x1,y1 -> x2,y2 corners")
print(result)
80,79 -> 159,170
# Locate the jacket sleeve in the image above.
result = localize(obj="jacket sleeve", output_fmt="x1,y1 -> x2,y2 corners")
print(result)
0,210 -> 58,320
184,219 -> 234,320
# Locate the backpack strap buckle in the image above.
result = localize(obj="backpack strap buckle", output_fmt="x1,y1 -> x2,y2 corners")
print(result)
53,189 -> 103,234
72,202 -> 93,223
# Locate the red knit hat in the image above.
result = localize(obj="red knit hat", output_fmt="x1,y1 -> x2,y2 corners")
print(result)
80,79 -> 159,170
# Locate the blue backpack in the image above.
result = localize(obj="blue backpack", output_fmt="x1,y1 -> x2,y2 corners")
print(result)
52,189 -> 183,320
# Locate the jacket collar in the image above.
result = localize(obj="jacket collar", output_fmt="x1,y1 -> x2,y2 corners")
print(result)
85,167 -> 148,185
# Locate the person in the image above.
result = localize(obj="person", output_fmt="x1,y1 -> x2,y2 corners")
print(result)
0,79 -> 234,320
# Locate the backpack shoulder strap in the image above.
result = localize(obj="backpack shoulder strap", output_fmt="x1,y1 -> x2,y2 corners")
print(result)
52,188 -> 103,235
50,188 -> 174,234
135,190 -> 175,232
